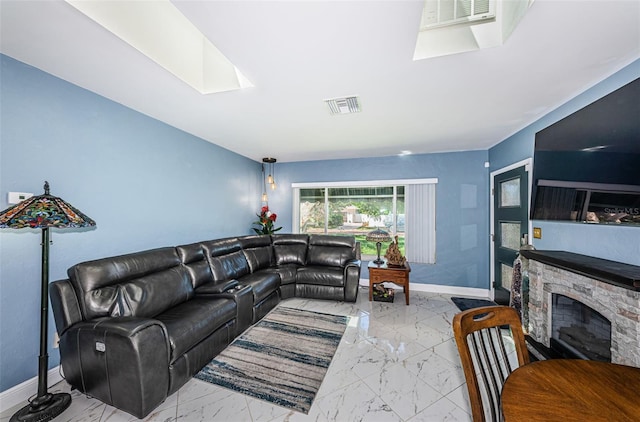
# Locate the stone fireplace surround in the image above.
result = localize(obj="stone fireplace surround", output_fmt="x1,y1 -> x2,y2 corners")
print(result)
521,250 -> 640,368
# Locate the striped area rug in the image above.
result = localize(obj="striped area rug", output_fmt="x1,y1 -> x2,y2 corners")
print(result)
195,306 -> 349,414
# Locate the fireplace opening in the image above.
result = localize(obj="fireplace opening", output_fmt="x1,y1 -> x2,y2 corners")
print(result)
551,294 -> 612,362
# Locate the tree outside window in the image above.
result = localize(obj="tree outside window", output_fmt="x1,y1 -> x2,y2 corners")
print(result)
298,186 -> 405,258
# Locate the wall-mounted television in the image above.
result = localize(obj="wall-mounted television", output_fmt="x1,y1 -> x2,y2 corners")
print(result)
531,77 -> 640,226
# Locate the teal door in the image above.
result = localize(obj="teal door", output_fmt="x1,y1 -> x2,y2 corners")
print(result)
493,166 -> 529,305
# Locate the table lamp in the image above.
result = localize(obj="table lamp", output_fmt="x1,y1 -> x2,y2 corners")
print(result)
366,228 -> 391,264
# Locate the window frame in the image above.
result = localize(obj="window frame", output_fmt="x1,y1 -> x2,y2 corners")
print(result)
292,178 -> 438,262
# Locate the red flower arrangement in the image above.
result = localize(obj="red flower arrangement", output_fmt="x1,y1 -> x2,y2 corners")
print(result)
252,205 -> 282,235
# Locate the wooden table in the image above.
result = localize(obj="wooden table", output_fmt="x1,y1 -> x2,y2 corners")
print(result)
502,359 -> 640,422
368,260 -> 411,305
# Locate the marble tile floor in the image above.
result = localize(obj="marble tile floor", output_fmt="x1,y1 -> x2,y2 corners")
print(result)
1,287 -> 477,422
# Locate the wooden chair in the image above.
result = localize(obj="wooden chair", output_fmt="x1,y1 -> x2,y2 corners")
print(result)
453,305 -> 530,422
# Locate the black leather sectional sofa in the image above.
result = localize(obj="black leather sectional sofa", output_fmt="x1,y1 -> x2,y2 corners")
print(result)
49,234 -> 361,418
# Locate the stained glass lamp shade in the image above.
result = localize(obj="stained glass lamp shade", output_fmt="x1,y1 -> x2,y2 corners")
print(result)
366,228 -> 392,265
0,181 -> 95,422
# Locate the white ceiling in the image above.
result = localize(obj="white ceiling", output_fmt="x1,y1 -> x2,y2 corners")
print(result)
1,0 -> 638,163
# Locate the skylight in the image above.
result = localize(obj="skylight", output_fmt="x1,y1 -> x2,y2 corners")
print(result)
65,0 -> 252,94
414,0 -> 534,60
420,0 -> 495,30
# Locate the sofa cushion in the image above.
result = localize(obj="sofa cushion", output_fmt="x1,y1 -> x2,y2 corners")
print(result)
155,297 -> 236,363
272,264 -> 298,285
237,271 -> 281,303
118,268 -> 193,318
211,250 -> 249,279
296,266 -> 345,287
239,235 -> 274,272
307,235 -> 356,267
295,284 -> 344,301
67,248 -> 193,320
202,238 -> 250,282
176,243 -> 213,289
272,234 -> 308,266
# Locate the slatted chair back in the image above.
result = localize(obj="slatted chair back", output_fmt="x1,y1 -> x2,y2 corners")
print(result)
453,305 -> 530,422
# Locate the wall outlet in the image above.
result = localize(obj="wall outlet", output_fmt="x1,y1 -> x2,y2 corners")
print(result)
53,332 -> 60,349
533,227 -> 542,239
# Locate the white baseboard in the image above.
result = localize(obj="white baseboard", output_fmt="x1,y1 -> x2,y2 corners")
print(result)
0,366 -> 63,412
359,278 -> 490,299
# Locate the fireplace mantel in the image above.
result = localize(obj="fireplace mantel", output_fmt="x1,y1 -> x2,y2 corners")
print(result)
523,250 -> 640,367
520,250 -> 640,291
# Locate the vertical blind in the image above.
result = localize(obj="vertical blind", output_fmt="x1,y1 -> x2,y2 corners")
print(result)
405,183 -> 436,264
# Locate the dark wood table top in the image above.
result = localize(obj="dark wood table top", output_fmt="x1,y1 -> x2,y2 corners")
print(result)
502,359 -> 640,422
367,260 -> 411,271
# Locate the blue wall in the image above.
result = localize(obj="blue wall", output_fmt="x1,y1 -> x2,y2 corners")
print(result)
489,59 -> 640,266
0,55 -> 262,392
267,151 -> 491,289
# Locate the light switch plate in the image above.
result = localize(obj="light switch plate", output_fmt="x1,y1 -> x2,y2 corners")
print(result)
8,192 -> 33,204
533,227 -> 542,239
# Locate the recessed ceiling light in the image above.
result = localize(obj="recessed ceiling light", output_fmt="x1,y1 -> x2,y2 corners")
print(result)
65,0 -> 252,94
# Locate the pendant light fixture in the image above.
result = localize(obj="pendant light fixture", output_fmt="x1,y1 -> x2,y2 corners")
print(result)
261,161 -> 268,203
263,157 -> 277,195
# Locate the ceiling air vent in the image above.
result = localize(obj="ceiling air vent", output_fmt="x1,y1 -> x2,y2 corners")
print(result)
325,96 -> 361,115
420,0 -> 496,30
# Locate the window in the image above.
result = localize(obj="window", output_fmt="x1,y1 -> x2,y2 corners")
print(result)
292,179 -> 437,263
532,180 -> 640,225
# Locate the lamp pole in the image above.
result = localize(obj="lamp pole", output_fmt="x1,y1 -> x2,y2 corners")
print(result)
36,227 -> 50,401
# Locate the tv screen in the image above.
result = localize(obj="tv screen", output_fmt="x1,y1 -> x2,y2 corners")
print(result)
531,77 -> 640,225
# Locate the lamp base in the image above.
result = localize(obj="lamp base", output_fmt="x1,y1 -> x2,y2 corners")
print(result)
372,241 -> 385,265
10,393 -> 71,422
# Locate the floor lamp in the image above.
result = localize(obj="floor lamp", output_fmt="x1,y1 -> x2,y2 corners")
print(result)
0,181 -> 95,422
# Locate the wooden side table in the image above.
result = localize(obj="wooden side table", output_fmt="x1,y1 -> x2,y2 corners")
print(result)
368,260 -> 411,305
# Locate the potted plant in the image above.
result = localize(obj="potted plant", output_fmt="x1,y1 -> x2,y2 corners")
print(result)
252,205 -> 282,235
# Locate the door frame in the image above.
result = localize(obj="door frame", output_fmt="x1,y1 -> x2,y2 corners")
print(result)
489,158 -> 533,300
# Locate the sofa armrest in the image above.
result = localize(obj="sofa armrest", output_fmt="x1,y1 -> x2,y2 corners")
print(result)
59,317 -> 170,419
211,284 -> 254,336
50,279 -> 83,336
344,259 -> 361,302
195,279 -> 239,294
